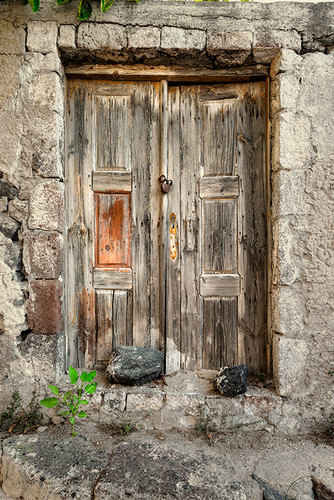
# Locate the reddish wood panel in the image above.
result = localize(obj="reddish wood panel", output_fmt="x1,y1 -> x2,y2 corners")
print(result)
95,193 -> 131,268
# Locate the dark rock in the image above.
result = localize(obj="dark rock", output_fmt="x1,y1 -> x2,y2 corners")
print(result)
107,346 -> 164,386
4,241 -> 22,270
312,476 -> 334,500
0,213 -> 20,240
253,474 -> 295,500
215,364 -> 248,397
0,180 -> 18,200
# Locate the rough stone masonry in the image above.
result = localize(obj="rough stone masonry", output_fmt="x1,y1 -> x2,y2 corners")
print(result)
0,0 -> 333,433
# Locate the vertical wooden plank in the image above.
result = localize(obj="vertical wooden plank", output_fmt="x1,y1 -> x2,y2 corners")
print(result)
201,99 -> 237,176
131,82 -> 153,348
237,81 -> 267,373
112,290 -> 128,347
165,85 -> 181,374
180,86 -> 202,370
66,80 -> 96,369
203,200 -> 237,273
203,298 -> 237,369
95,290 -> 114,363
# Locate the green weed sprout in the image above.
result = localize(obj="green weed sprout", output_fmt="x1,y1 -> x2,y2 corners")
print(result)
40,366 -> 97,437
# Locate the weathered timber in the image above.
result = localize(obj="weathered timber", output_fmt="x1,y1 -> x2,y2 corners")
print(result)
93,268 -> 133,290
199,176 -> 239,199
200,274 -> 240,297
92,172 -> 132,193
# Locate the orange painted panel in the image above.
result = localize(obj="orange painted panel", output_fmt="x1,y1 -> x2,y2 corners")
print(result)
95,193 -> 131,268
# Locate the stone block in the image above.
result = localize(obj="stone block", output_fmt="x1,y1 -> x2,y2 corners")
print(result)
0,196 -> 7,213
271,217 -> 301,286
270,73 -> 300,116
107,346 -> 164,386
24,52 -> 63,74
77,23 -> 127,51
58,25 -> 76,50
273,335 -> 309,398
25,73 -> 64,116
23,232 -> 63,279
253,30 -> 301,63
271,112 -> 312,172
161,27 -> 206,53
26,21 -> 58,53
128,26 -> 160,49
0,55 -> 22,109
271,285 -> 305,337
0,101 -> 22,184
8,199 -> 28,223
270,49 -> 302,79
0,21 -> 25,55
207,31 -> 252,66
126,392 -> 164,412
0,213 -> 20,240
27,279 -> 63,334
28,180 -> 64,232
272,169 -> 307,218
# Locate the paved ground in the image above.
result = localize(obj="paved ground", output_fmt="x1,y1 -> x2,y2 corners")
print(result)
1,423 -> 333,499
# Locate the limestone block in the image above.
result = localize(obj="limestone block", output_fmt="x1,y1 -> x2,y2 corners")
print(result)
0,21 -> 25,55
77,23 -> 127,51
271,112 -> 312,172
271,217 -> 301,286
161,27 -> 206,54
273,335 -> 309,398
24,52 -> 63,74
0,55 -> 22,109
0,101 -> 22,185
23,232 -> 63,279
28,180 -> 64,232
272,170 -> 307,218
8,199 -> 28,223
58,25 -> 76,50
271,285 -> 305,337
26,21 -> 58,53
253,30 -> 301,63
126,393 -> 164,412
207,31 -> 252,66
270,73 -> 300,116
25,72 -> 64,116
0,196 -> 7,213
270,49 -> 302,79
128,26 -> 160,49
27,279 -> 63,334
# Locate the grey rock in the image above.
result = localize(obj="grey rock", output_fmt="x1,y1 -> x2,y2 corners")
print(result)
107,346 -> 164,386
0,181 -> 18,200
252,474 -> 295,500
0,213 -> 20,240
215,365 -> 248,397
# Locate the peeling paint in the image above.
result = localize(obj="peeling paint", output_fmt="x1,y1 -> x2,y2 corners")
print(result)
169,212 -> 178,260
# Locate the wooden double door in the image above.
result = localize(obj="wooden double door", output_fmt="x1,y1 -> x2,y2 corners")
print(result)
66,78 -> 267,374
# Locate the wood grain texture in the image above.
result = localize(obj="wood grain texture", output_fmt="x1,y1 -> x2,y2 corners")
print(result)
66,80 -> 96,369
200,98 -> 237,176
95,193 -> 131,268
199,176 -> 239,199
203,297 -> 237,369
93,268 -> 133,290
92,171 -> 132,193
200,274 -> 240,297
237,81 -> 268,373
203,200 -> 237,273
96,95 -> 131,171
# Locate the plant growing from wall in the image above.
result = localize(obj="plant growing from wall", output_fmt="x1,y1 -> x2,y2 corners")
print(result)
40,366 -> 97,437
0,0 -> 250,21
0,390 -> 43,434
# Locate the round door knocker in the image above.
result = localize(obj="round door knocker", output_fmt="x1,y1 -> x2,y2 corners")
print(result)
158,175 -> 173,194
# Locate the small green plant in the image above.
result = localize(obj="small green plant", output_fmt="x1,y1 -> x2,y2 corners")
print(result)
0,390 -> 43,434
112,418 -> 142,435
40,366 -> 97,437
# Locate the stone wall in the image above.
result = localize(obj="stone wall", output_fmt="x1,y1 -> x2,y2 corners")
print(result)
0,0 -> 333,429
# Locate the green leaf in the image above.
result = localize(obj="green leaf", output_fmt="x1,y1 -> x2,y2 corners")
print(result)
57,0 -> 72,5
48,385 -> 59,396
28,0 -> 40,12
80,371 -> 89,382
58,410 -> 70,416
40,398 -> 58,408
79,399 -> 89,405
68,366 -> 79,384
84,382 -> 97,394
87,370 -> 96,382
77,0 -> 92,20
69,416 -> 75,424
78,411 -> 87,418
101,0 -> 117,13
63,390 -> 73,401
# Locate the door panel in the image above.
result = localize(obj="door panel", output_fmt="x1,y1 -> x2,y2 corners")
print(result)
66,78 -> 267,374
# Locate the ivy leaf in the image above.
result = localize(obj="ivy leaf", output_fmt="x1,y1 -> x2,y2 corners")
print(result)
40,398 -> 58,408
68,366 -> 79,384
48,385 -> 59,396
78,411 -> 87,418
77,0 -> 92,20
84,382 -> 97,394
57,0 -> 72,4
101,0 -> 117,13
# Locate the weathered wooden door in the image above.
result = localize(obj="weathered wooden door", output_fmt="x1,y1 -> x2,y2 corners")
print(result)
66,79 -> 267,373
